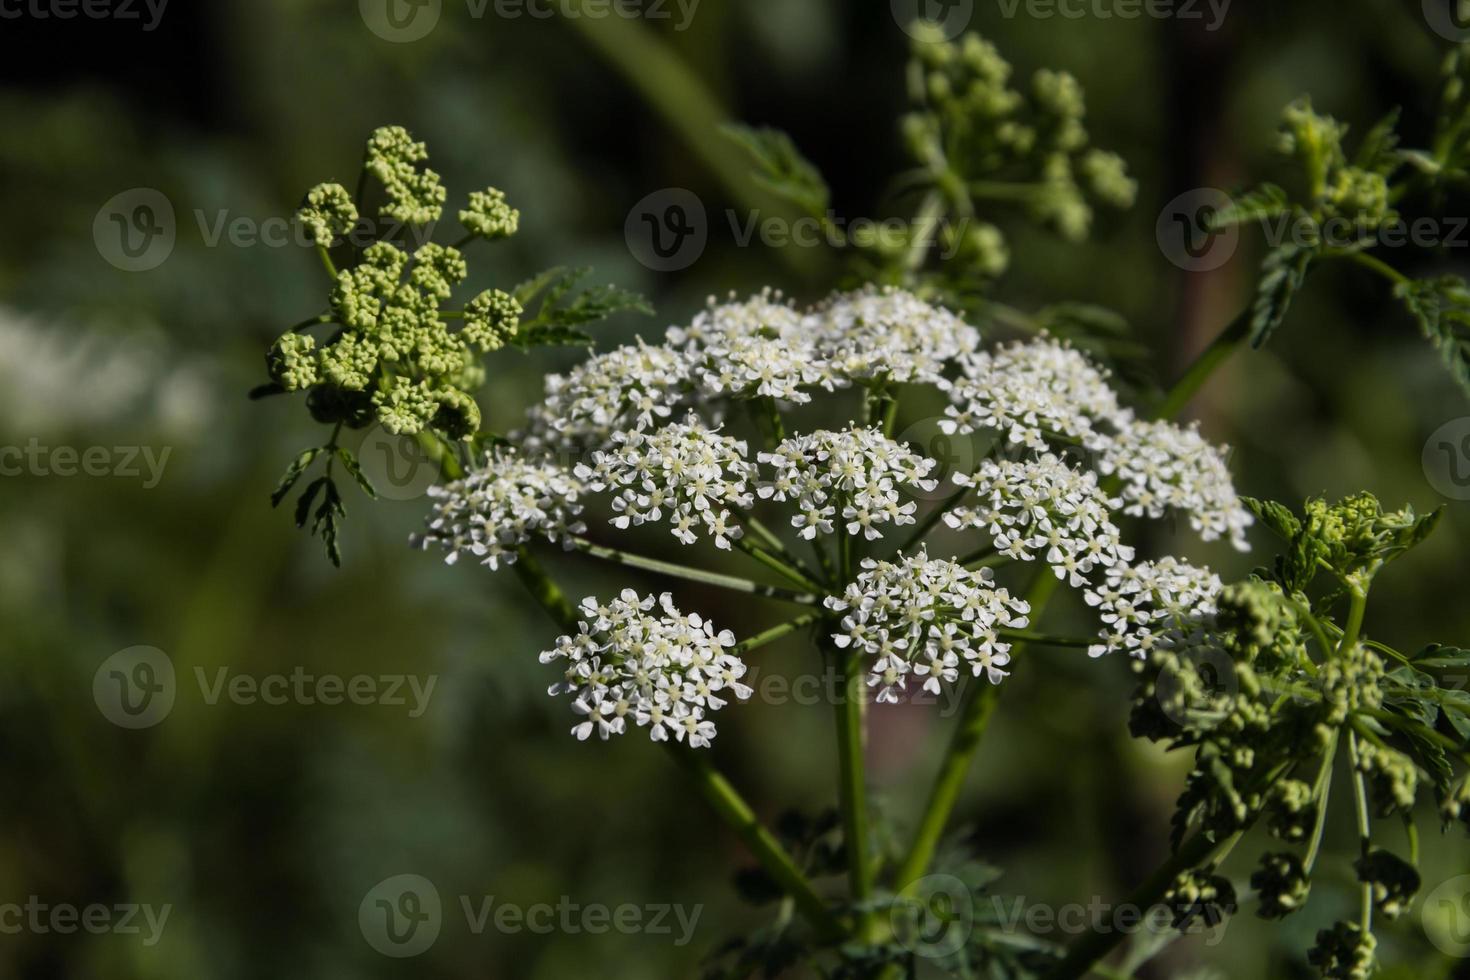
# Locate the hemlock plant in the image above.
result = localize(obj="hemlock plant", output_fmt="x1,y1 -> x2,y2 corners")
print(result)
254,27 -> 1470,980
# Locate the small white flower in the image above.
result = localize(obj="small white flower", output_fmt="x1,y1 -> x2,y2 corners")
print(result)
667,290 -> 832,405
809,286 -> 980,386
825,551 -> 1031,702
413,449 -> 586,569
944,453 -> 1133,584
942,336 -> 1120,450
760,427 -> 939,541
539,592 -> 752,746
576,415 -> 756,548
1096,416 -> 1253,551
1082,557 -> 1222,658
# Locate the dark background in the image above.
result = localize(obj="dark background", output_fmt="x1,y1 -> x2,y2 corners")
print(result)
1,1 -> 1468,977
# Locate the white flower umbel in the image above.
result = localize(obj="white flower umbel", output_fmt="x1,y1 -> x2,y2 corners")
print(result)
758,427 -> 940,541
575,415 -> 757,550
808,286 -> 980,386
1098,416 -> 1253,551
1082,556 -> 1222,658
414,449 -> 586,569
539,590 -> 752,747
667,290 -> 832,405
518,339 -> 693,459
942,336 -> 1121,450
825,551 -> 1031,704
944,453 -> 1134,584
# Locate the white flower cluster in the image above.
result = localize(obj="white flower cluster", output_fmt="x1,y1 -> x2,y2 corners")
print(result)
811,286 -> 980,386
518,339 -> 693,458
667,291 -> 830,405
1098,417 -> 1253,551
1083,557 -> 1222,658
944,453 -> 1134,584
825,552 -> 1031,704
759,428 -> 939,540
539,590 -> 752,747
575,416 -> 756,549
414,449 -> 586,569
942,337 -> 1121,450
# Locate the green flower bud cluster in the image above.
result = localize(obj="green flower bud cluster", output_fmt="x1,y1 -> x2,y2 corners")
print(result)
1307,921 -> 1376,980
264,127 -> 529,440
1265,779 -> 1315,843
903,28 -> 1135,248
1274,99 -> 1395,234
1354,740 -> 1419,818
1214,580 -> 1307,671
297,182 -> 359,246
365,125 -> 447,226
1251,851 -> 1310,919
460,188 -> 520,239
942,222 -> 1009,278
1319,644 -> 1385,726
1163,868 -> 1235,929
1354,848 -> 1420,920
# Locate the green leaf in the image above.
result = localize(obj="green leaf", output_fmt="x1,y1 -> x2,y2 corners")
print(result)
518,324 -> 595,348
1250,240 -> 1315,348
1209,184 -> 1289,229
294,476 -> 327,529
1354,108 -> 1403,176
1393,276 -> 1470,397
515,267 -> 653,337
719,123 -> 830,218
1242,497 -> 1302,541
334,446 -> 378,499
311,478 -> 346,568
1413,644 -> 1470,669
271,448 -> 325,508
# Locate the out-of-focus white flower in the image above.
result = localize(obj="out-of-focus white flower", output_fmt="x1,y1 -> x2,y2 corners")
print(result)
1098,416 -> 1253,551
942,336 -> 1120,450
808,286 -> 980,386
413,449 -> 585,569
575,415 -> 756,550
517,339 -> 693,458
1082,556 -> 1222,658
944,453 -> 1133,585
758,428 -> 939,541
539,590 -> 752,746
825,551 -> 1031,704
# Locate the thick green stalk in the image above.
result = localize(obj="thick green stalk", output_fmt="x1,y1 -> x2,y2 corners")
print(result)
892,572 -> 1060,891
569,537 -> 819,606
510,546 -> 842,941
1152,307 -> 1251,421
833,644 -> 876,938
736,539 -> 827,594
734,612 -> 821,656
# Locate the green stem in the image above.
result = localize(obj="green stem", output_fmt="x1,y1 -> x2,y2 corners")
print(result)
1152,307 -> 1252,421
1347,732 -> 1375,934
735,613 -> 821,655
1349,250 -> 1409,287
315,243 -> 338,280
667,744 -> 843,942
1303,731 -> 1339,874
899,483 -> 971,555
511,545 -> 842,941
998,630 -> 1096,649
903,191 -> 946,274
569,537 -> 819,606
833,643 -> 876,939
735,539 -> 827,594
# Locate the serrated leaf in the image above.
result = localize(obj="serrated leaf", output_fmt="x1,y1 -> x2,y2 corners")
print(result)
1209,184 -> 1289,229
1250,241 -> 1315,348
334,446 -> 377,499
1242,497 -> 1301,541
1354,108 -> 1403,175
271,448 -> 325,508
1393,276 -> 1470,397
516,267 -> 653,335
294,476 -> 327,529
311,478 -> 346,568
1414,644 -> 1470,668
719,123 -> 830,218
